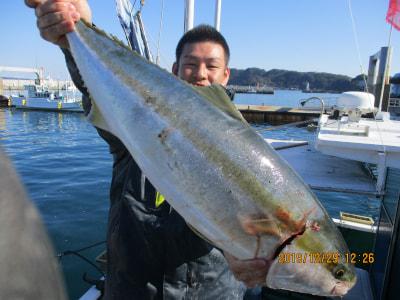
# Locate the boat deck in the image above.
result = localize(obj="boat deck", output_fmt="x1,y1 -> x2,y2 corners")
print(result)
268,139 -> 377,195
316,116 -> 400,169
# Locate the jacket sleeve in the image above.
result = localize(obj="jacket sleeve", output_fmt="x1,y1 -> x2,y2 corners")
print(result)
61,48 -> 127,161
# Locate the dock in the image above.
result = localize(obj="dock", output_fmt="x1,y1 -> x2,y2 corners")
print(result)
228,85 -> 274,94
235,104 -> 321,124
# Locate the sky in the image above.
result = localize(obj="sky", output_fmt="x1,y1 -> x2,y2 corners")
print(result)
0,0 -> 399,80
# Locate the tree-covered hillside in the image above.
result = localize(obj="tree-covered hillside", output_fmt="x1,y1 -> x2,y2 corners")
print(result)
228,68 -> 365,92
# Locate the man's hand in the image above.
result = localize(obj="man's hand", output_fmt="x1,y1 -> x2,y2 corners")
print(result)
224,252 -> 272,288
25,0 -> 92,49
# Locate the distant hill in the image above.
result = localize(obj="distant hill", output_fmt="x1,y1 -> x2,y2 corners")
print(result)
228,68 -> 365,93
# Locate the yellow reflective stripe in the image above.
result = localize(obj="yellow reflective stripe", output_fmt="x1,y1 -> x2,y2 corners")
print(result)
155,191 -> 165,208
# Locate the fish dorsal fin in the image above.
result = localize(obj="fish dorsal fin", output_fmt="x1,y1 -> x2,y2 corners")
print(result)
193,84 -> 248,124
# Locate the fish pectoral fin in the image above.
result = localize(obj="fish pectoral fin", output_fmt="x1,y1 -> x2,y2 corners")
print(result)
275,207 -> 316,233
238,213 -> 282,238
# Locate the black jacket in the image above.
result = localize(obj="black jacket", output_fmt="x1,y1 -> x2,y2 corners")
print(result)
63,49 -> 244,299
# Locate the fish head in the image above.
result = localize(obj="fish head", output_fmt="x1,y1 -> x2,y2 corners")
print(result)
266,218 -> 357,296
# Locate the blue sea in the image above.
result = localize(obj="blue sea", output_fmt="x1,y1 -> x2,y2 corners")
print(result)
0,90 -> 380,299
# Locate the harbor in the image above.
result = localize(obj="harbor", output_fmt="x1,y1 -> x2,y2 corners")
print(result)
0,66 -> 83,112
1,0 -> 400,300
1,53 -> 400,300
3,72 -> 400,298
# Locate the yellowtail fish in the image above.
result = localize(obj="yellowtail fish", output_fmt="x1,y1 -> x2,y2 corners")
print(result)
66,21 -> 356,296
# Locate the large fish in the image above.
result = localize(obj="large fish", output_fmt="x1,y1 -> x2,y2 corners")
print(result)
66,21 -> 356,296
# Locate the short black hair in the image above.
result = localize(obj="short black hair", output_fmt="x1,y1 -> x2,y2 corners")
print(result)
175,24 -> 230,65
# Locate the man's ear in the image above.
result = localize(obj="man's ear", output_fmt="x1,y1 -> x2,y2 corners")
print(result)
172,62 -> 178,76
222,67 -> 230,86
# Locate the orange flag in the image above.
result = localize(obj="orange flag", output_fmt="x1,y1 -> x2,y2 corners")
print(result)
387,0 -> 400,30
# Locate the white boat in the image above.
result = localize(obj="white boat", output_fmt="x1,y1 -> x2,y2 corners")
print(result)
315,91 -> 400,193
10,84 -> 83,112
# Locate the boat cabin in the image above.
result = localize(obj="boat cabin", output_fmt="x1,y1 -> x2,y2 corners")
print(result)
23,84 -> 63,100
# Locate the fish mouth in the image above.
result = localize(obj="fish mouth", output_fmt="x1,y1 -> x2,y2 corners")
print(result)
330,281 -> 353,296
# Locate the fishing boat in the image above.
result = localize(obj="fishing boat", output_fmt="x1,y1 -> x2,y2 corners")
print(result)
9,84 -> 83,112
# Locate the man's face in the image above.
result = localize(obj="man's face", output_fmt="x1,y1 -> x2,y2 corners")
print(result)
173,41 -> 230,87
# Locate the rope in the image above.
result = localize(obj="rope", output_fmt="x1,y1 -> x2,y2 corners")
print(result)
255,119 -> 317,133
347,0 -> 369,94
347,0 -> 386,154
59,251 -> 105,277
60,240 -> 106,253
57,240 -> 106,277
145,30 -> 169,66
156,0 -> 165,65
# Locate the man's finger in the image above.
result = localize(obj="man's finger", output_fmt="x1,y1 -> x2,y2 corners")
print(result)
36,1 -> 75,18
37,10 -> 79,29
40,19 -> 75,44
25,0 -> 43,8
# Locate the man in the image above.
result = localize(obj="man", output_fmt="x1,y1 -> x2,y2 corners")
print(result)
26,1 -> 270,298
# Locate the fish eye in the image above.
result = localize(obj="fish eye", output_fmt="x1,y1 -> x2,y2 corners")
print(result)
335,269 -> 345,278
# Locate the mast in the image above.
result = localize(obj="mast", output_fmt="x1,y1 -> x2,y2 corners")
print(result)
367,47 -> 392,112
214,0 -> 222,31
184,0 -> 194,33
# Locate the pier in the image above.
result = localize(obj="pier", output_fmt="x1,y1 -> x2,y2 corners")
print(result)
236,104 -> 321,124
228,85 -> 274,94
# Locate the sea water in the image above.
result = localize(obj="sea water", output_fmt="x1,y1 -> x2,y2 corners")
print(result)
0,108 -> 110,299
0,91 -> 380,298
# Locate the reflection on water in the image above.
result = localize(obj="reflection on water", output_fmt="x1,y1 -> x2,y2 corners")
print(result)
0,109 -> 6,133
58,113 -> 63,128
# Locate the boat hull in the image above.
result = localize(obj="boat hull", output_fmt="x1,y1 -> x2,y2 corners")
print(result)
10,96 -> 83,112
